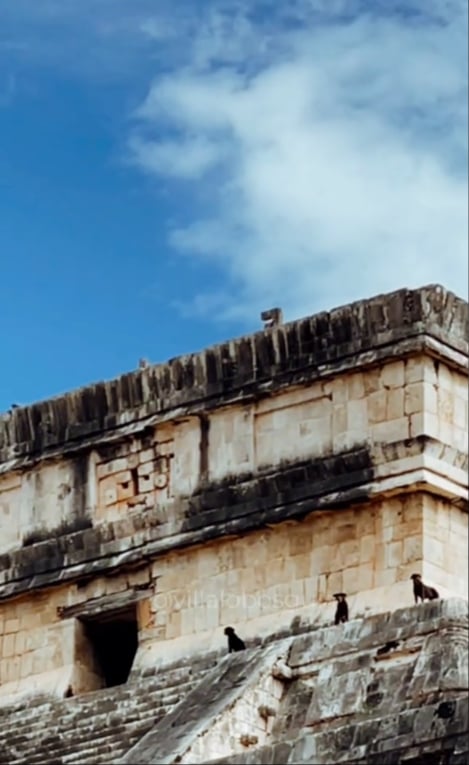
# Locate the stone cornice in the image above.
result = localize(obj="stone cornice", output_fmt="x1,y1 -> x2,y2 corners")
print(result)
0,284 -> 467,468
0,436 -> 466,603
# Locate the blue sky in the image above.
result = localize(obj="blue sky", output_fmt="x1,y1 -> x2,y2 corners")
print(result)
0,0 -> 467,413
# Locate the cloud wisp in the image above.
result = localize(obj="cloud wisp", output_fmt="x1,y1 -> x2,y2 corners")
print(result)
129,0 -> 468,322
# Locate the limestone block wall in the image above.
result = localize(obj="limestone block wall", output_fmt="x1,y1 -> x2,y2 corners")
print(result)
422,494 -> 468,598
0,571 -> 150,704
0,588 -> 76,702
0,455 -> 93,553
412,358 -> 467,453
135,492 -> 467,668
0,354 -> 467,556
0,284 -> 466,706
0,491 -> 466,704
221,356 -> 467,475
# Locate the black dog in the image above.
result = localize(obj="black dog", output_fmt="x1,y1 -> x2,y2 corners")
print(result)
333,593 -> 349,625
224,626 -> 246,653
410,574 -> 439,604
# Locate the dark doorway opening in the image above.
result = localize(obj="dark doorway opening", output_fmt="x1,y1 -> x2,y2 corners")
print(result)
82,605 -> 138,688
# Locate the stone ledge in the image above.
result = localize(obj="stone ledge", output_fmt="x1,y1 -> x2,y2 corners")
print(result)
287,597 -> 469,668
0,437 -> 466,602
0,442 -> 374,600
0,285 -> 467,465
56,587 -> 152,620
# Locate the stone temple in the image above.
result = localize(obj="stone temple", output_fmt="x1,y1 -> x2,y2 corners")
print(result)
0,284 -> 467,764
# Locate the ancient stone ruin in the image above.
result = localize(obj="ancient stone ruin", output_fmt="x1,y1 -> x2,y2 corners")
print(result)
0,283 -> 467,764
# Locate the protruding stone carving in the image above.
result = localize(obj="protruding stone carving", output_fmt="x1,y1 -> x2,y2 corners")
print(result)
261,307 -> 283,329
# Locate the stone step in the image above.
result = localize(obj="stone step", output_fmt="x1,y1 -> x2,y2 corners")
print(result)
11,727 -> 151,765
0,683 -> 186,765
2,718 -> 161,757
0,694 -> 145,726
32,741 -> 123,764
0,658 -> 216,764
5,728 -> 151,762
0,684 -> 189,733
95,750 -> 128,765
2,717 -> 153,748
0,679 -> 194,726
3,716 -> 150,737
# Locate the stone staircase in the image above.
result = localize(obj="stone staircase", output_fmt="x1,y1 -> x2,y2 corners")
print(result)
0,655 -> 219,765
1,600 -> 468,765
122,600 -> 469,765
120,644 -> 285,764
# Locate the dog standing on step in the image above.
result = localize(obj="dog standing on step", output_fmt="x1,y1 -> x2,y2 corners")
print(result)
333,593 -> 349,625
224,626 -> 246,653
410,574 -> 439,604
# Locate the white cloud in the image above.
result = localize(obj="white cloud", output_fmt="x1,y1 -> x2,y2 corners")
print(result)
128,1 -> 468,321
5,0 -> 466,322
129,135 -> 225,179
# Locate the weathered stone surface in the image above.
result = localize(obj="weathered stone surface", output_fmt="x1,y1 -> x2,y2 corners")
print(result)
0,284 -> 467,757
288,597 -> 469,668
199,599 -> 469,765
0,443 -> 374,599
0,490 -> 467,704
1,436 -> 466,603
11,598 -> 465,765
120,642 -> 288,764
0,285 -> 467,466
0,654 -> 218,765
